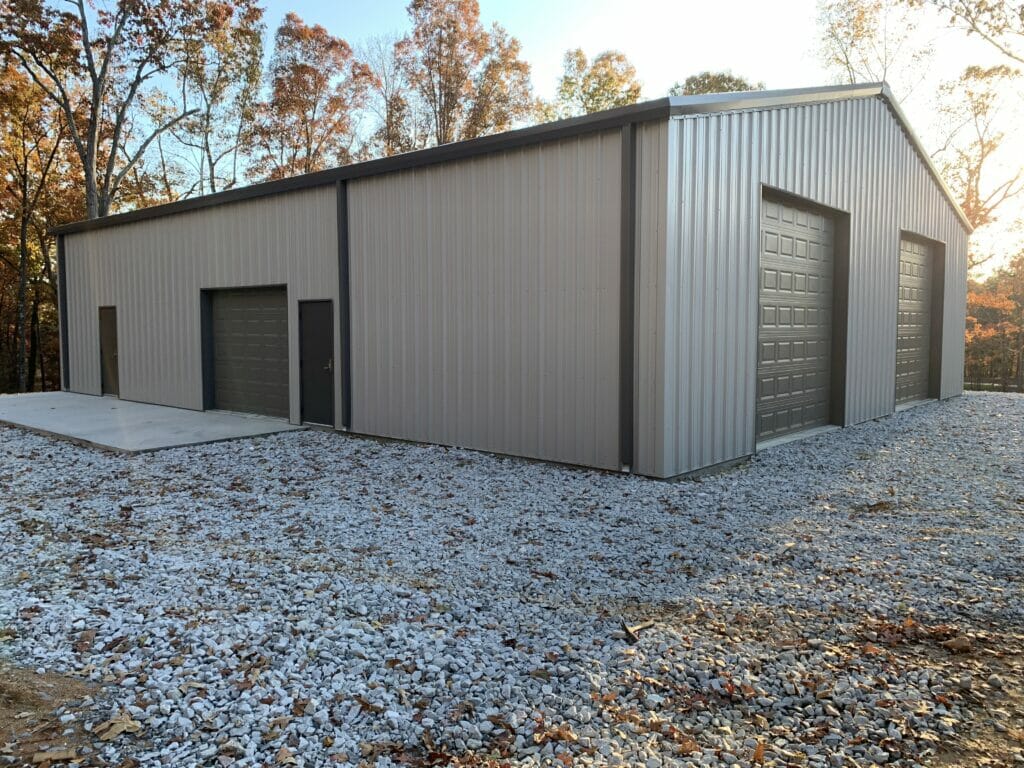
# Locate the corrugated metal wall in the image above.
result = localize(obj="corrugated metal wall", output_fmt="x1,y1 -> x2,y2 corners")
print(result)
60,95 -> 968,478
347,130 -> 623,469
632,121 -> 671,476
647,96 -> 968,477
64,186 -> 340,425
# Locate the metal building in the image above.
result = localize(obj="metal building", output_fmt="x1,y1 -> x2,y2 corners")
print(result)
54,83 -> 970,478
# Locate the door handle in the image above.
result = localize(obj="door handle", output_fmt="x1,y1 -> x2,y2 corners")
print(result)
324,358 -> 333,373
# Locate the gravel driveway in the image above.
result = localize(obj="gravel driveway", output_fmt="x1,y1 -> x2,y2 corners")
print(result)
2,393 -> 1022,767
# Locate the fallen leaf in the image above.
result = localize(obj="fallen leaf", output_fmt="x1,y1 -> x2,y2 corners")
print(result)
753,741 -> 766,764
864,501 -> 893,513
942,636 -> 972,654
353,695 -> 382,714
100,635 -> 127,653
93,711 -> 142,741
533,723 -> 578,745
275,746 -> 297,765
32,750 -> 77,764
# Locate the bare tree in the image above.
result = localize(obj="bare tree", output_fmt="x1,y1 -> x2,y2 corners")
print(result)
818,0 -> 934,99
934,65 -> 1024,270
922,0 -> 1024,65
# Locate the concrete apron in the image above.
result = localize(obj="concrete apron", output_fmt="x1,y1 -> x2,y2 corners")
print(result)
0,391 -> 302,453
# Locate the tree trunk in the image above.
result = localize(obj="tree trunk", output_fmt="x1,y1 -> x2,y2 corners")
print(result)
16,213 -> 29,392
27,291 -> 40,391
85,161 -> 100,219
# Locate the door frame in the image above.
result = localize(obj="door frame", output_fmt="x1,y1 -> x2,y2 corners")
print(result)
98,305 -> 119,397
299,299 -> 335,426
894,231 -> 946,406
754,186 -> 851,446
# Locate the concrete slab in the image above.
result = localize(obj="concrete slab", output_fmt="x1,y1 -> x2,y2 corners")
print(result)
0,391 -> 302,452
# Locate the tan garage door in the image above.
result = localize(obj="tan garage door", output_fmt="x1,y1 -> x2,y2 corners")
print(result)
757,199 -> 835,441
896,238 -> 934,405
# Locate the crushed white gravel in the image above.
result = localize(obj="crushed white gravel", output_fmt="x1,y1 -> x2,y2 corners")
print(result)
1,392 -> 1022,767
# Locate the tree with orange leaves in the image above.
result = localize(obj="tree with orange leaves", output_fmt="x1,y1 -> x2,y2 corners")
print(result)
400,0 -> 532,146
250,13 -> 372,181
965,252 -> 1024,387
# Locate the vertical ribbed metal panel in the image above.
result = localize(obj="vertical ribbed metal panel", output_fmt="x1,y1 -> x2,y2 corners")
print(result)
63,186 -> 339,425
347,130 -> 622,469
633,120 -> 671,477
655,96 -> 968,476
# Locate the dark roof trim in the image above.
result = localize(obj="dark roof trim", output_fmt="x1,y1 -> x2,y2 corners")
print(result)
53,82 -> 971,235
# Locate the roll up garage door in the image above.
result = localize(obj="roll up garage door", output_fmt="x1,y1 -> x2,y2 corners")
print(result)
209,287 -> 289,418
757,198 -> 835,441
896,238 -> 935,405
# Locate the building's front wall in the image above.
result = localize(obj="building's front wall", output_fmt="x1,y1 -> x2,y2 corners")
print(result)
643,97 -> 969,477
64,186 -> 340,426
347,130 -> 624,470
64,133 -> 627,470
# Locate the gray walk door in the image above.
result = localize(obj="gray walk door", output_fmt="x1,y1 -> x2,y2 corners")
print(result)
757,199 -> 835,441
99,306 -> 119,396
896,238 -> 934,404
299,300 -> 334,426
210,287 -> 288,418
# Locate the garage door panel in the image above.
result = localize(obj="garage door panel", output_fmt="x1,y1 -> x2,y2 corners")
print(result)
757,198 -> 835,441
896,238 -> 933,404
210,287 -> 288,418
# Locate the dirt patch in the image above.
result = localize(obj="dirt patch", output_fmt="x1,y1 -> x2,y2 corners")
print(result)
930,649 -> 1024,767
855,619 -> 1024,766
0,664 -> 98,766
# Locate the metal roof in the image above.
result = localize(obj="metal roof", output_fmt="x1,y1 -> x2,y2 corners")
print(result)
53,82 -> 971,235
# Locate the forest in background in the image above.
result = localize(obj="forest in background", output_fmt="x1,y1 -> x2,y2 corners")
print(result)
0,0 -> 1022,394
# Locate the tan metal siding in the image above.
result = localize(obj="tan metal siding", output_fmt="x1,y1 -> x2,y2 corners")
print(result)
63,186 -> 339,425
658,97 -> 968,476
347,131 -> 622,469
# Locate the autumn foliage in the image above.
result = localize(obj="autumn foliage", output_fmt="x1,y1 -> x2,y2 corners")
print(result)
1,0 -> 1023,395
965,253 -> 1024,388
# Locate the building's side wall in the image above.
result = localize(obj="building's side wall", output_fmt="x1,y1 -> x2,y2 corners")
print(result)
348,130 -> 623,470
64,186 -> 339,425
656,96 -> 968,477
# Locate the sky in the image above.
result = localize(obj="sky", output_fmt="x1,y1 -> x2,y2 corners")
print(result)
261,0 -> 1022,272
265,0 -> 832,98
261,0 -> 998,98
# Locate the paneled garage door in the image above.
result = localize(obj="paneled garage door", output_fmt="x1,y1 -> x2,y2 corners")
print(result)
896,238 -> 934,404
757,199 -> 835,441
210,287 -> 289,418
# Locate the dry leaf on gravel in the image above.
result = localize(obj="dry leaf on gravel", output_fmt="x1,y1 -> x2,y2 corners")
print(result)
31,749 -> 76,764
753,741 -> 766,764
93,711 -> 142,741
942,636 -> 973,653
275,746 -> 297,765
533,723 -> 578,745
72,630 -> 96,654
